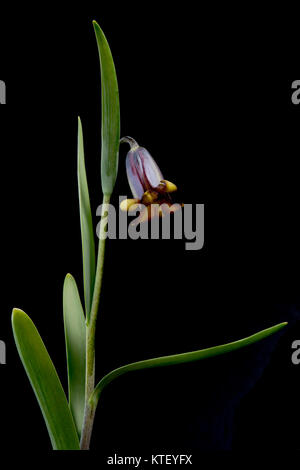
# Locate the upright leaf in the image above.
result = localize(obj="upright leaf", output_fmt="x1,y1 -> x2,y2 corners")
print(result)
63,274 -> 86,438
78,116 -> 96,318
12,309 -> 80,450
93,20 -> 120,196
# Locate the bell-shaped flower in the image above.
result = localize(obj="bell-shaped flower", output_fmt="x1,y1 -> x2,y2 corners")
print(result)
120,136 -> 179,224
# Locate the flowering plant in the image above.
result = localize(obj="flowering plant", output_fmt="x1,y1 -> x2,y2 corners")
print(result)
11,21 -> 287,450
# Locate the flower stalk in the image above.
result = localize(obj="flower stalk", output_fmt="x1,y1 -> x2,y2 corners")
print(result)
80,194 -> 110,450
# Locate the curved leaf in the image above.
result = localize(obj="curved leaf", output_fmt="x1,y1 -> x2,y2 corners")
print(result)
93,20 -> 120,196
12,309 -> 80,450
63,274 -> 86,438
78,116 -> 96,319
90,322 -> 287,407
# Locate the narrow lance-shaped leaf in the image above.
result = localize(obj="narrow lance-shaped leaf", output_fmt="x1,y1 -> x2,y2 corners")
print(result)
63,274 -> 86,438
93,20 -> 120,196
12,309 -> 80,450
90,322 -> 287,407
78,116 -> 95,318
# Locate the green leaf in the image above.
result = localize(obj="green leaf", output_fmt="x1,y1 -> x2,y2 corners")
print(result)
12,309 -> 80,450
78,116 -> 96,318
90,322 -> 287,407
63,274 -> 86,438
93,20 -> 120,196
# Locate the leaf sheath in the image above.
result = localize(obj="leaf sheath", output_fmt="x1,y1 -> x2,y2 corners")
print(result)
63,274 -> 86,438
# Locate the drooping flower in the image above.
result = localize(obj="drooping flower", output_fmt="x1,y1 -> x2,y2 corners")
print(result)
120,136 -> 180,224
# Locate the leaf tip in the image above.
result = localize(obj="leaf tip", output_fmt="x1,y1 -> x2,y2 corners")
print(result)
11,308 -> 29,333
277,321 -> 288,328
269,321 -> 288,335
64,273 -> 75,289
92,20 -> 104,38
12,307 -> 25,321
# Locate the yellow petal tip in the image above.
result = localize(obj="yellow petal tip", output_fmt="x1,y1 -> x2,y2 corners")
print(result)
120,198 -> 140,211
161,180 -> 177,193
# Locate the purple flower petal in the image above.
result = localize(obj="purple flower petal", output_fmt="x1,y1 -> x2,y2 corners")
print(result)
126,147 -> 163,199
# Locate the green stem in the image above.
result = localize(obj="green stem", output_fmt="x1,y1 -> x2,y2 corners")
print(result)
80,194 -> 110,450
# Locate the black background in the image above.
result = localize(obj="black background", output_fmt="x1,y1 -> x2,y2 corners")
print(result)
0,4 -> 300,462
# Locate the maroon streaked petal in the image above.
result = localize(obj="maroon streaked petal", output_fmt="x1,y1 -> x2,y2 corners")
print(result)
139,147 -> 163,190
126,147 -> 164,199
126,150 -> 146,199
